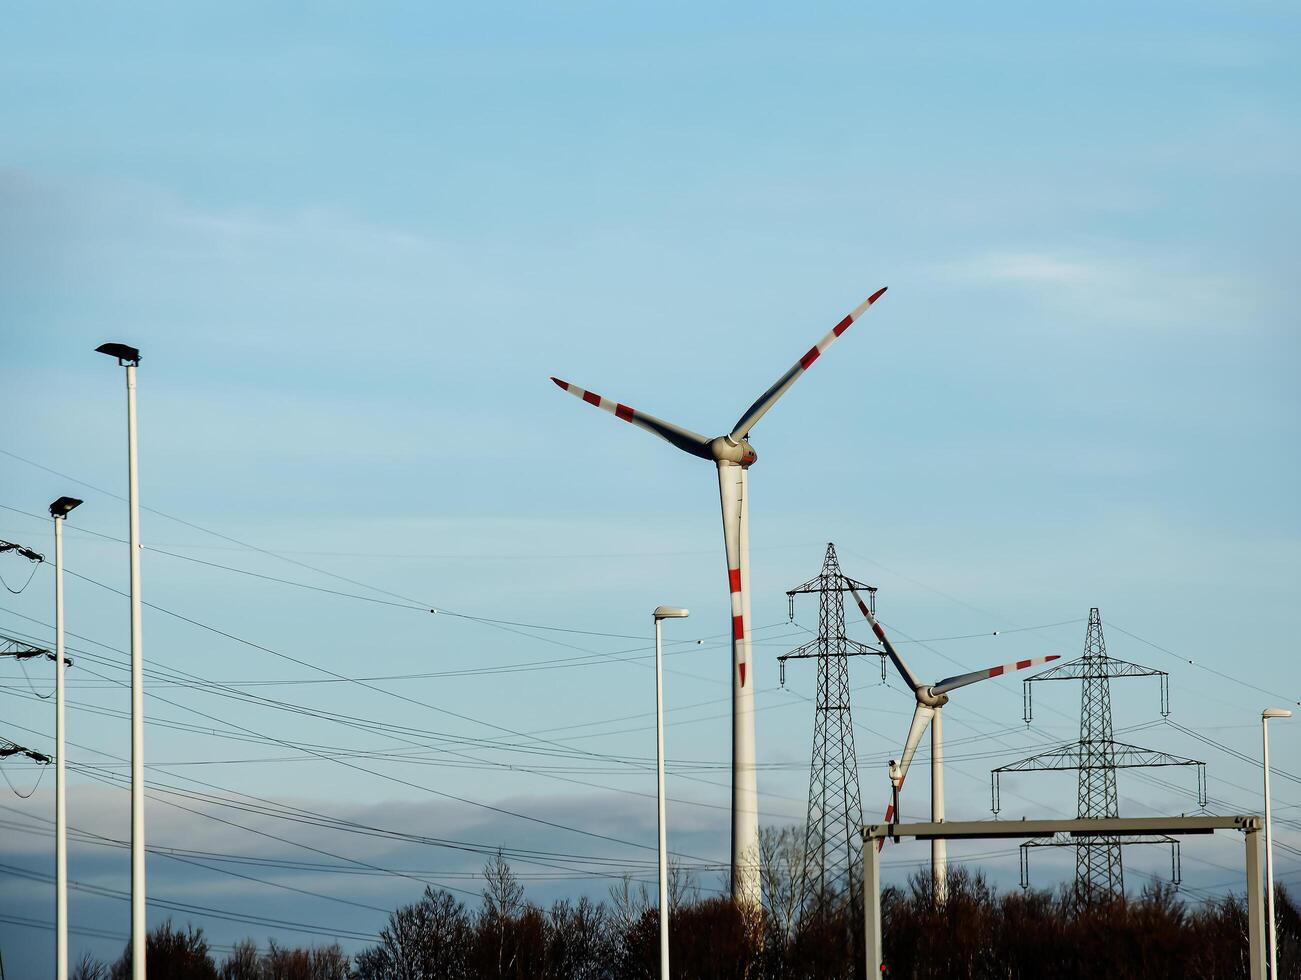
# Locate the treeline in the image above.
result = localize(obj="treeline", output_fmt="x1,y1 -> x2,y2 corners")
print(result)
69,838 -> 1298,979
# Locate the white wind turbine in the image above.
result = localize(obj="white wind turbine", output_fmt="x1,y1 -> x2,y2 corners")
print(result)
846,583 -> 1059,900
551,287 -> 888,906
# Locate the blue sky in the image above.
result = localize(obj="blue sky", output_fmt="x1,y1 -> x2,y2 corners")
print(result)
2,2 -> 1299,974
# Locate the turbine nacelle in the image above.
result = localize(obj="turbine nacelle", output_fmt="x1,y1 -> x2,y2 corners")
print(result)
915,686 -> 950,709
711,435 -> 758,467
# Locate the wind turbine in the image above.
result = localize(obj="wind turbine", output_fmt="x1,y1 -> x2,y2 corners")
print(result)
846,583 -> 1059,900
551,287 -> 888,906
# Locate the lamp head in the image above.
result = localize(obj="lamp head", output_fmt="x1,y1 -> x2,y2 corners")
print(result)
95,342 -> 141,366
50,497 -> 83,519
653,606 -> 690,620
1263,708 -> 1293,720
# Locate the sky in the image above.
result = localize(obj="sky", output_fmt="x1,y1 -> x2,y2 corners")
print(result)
1,1 -> 1299,975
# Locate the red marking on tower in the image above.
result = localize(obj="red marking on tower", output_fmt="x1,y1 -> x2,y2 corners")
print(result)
988,665 -> 1005,678
832,315 -> 853,336
582,390 -> 601,407
732,615 -> 745,640
1016,659 -> 1031,670
728,568 -> 742,593
615,403 -> 634,422
799,346 -> 821,370
738,662 -> 746,687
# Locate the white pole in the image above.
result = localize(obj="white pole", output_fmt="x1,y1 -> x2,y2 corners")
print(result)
53,514 -> 68,980
655,616 -> 669,980
126,361 -> 146,980
1262,709 -> 1290,979
932,705 -> 947,903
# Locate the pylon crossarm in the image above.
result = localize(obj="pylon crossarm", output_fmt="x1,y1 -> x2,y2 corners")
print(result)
1026,654 -> 1169,683
993,740 -> 1204,772
0,636 -> 53,660
786,574 -> 877,597
778,638 -> 880,662
1022,648 -> 1171,723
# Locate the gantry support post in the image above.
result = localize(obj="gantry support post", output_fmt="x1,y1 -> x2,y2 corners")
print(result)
863,828 -> 882,978
1246,825 -> 1264,980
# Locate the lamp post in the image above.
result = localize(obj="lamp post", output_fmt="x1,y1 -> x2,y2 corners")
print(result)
1263,707 -> 1292,979
96,342 -> 145,980
50,496 -> 81,980
653,606 -> 689,980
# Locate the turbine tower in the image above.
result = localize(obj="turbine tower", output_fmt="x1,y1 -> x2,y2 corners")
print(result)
846,583 -> 1059,900
778,543 -> 883,914
550,287 -> 888,906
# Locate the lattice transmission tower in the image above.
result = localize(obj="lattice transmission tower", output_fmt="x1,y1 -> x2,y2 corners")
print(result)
992,607 -> 1206,903
778,543 -> 884,913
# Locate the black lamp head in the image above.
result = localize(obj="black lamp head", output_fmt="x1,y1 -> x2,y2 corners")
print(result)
95,342 -> 141,366
50,497 -> 83,519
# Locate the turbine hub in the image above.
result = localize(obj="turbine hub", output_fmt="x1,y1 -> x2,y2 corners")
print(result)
917,686 -> 949,708
710,436 -> 758,467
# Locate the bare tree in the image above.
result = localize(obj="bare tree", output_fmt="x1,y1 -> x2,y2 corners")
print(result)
668,856 -> 699,911
219,940 -> 260,980
482,849 -> 524,921
354,887 -> 472,980
607,873 -> 652,934
71,952 -> 108,980
760,823 -> 806,941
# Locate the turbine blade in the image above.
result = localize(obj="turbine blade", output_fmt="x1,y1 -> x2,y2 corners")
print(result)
932,654 -> 1062,695
729,287 -> 887,439
550,377 -> 713,460
877,702 -> 933,849
896,703 -> 935,788
847,582 -> 922,691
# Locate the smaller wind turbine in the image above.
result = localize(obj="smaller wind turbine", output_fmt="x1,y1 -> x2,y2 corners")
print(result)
846,584 -> 1059,900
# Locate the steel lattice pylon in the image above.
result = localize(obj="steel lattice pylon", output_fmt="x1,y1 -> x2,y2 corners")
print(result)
779,543 -> 883,914
993,608 -> 1206,904
1074,609 -> 1124,896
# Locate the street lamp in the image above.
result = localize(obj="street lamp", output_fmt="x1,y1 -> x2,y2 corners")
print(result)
1263,707 -> 1292,979
96,341 -> 146,980
49,496 -> 81,980
653,606 -> 689,980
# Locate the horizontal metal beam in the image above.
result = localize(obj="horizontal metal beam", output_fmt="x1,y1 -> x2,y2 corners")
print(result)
865,815 -> 1261,841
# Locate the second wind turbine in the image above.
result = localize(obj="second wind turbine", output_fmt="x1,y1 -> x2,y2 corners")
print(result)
550,287 -> 888,906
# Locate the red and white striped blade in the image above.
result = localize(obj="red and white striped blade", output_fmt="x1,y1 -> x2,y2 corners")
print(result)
846,581 -> 922,692
550,377 -> 713,460
896,703 -> 934,789
932,654 -> 1061,695
729,287 -> 887,440
876,702 -> 934,849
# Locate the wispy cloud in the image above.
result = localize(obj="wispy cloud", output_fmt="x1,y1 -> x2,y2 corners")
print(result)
932,246 -> 1254,330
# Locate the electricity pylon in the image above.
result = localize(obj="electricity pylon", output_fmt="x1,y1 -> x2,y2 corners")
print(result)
992,608 -> 1206,902
779,543 -> 883,914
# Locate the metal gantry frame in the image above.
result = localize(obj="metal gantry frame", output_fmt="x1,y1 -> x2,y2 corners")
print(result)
862,816 -> 1268,980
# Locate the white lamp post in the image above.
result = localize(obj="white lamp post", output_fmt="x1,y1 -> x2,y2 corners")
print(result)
96,342 -> 146,980
653,606 -> 689,980
50,495 -> 81,980
1263,707 -> 1292,979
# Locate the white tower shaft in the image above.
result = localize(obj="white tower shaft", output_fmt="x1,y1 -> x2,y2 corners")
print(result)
931,706 -> 946,901
718,462 -> 759,906
54,515 -> 68,980
126,364 -> 146,980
